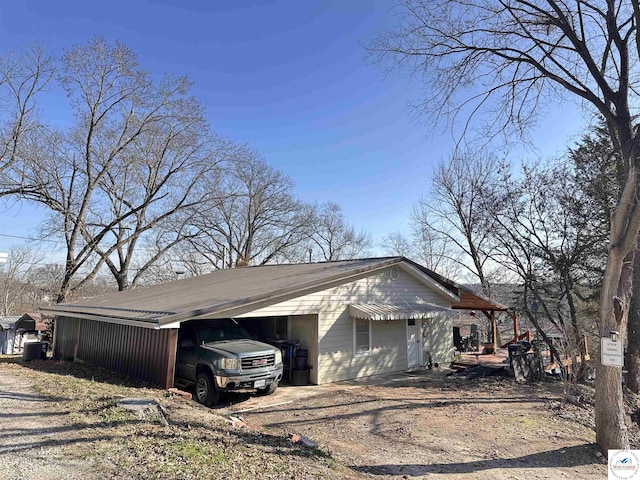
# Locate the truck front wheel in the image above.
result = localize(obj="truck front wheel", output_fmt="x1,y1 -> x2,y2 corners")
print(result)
195,371 -> 220,407
257,382 -> 278,396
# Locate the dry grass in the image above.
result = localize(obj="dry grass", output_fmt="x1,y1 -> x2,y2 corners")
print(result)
0,356 -> 351,480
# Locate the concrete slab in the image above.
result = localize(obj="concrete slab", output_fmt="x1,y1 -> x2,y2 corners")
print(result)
215,368 -> 452,415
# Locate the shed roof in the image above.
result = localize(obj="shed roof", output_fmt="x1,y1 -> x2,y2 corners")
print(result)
0,316 -> 21,330
16,312 -> 47,331
41,257 -> 461,329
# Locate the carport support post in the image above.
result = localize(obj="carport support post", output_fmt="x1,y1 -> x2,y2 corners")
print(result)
489,311 -> 497,351
164,328 -> 179,389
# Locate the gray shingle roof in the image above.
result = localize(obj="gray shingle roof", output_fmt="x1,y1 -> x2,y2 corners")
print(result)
0,316 -> 21,330
43,257 -> 442,327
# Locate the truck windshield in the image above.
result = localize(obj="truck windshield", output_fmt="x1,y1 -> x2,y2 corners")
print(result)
197,322 -> 251,343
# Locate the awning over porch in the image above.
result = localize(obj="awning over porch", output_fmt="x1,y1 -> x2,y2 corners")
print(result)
349,303 -> 455,321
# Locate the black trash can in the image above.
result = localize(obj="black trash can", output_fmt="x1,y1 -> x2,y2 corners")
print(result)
23,342 -> 48,361
294,348 -> 308,370
507,344 -> 523,360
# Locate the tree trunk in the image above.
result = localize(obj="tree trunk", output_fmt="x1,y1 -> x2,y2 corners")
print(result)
595,249 -> 633,452
626,239 -> 640,393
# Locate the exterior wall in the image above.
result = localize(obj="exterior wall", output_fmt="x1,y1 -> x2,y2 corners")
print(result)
1,329 -> 16,354
53,316 -> 178,387
422,314 -> 454,367
241,267 -> 452,384
288,314 -> 318,384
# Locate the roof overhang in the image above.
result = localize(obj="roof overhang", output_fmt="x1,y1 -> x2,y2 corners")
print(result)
37,307 -> 163,329
349,302 -> 456,321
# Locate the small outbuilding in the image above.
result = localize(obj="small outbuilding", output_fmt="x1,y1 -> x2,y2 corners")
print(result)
42,257 -> 475,388
0,313 -> 47,354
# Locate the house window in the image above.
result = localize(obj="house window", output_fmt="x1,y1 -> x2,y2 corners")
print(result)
354,318 -> 371,356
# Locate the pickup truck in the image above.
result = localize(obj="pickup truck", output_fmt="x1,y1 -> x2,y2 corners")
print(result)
174,319 -> 283,406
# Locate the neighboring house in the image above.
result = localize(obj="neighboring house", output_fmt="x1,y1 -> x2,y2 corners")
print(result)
41,257 -> 489,388
0,313 -> 47,354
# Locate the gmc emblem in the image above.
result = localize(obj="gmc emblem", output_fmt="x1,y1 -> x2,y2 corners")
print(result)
252,358 -> 267,366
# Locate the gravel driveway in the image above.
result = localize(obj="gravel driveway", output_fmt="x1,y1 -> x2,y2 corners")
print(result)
0,372 -> 92,480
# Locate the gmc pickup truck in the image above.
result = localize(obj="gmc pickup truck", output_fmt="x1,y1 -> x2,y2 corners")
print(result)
175,319 -> 283,406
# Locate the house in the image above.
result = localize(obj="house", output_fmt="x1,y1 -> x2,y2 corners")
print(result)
41,257 -> 486,388
0,313 -> 47,354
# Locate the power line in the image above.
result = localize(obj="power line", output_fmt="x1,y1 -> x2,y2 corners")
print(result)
0,232 -> 62,244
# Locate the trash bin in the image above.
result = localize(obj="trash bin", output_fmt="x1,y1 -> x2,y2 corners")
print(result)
507,344 -> 523,360
294,348 -> 308,370
23,342 -> 48,361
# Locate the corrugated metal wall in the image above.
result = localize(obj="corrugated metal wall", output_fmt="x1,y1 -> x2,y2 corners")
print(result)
53,316 -> 178,387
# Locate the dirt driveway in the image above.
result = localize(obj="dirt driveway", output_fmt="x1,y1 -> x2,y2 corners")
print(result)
0,374 -> 91,480
219,370 -> 607,480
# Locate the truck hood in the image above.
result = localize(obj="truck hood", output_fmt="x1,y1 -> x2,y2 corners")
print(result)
202,339 -> 275,357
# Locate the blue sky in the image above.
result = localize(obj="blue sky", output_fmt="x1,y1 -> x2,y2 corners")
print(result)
0,0 -> 585,256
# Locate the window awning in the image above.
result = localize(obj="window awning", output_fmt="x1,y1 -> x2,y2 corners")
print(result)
349,303 -> 456,321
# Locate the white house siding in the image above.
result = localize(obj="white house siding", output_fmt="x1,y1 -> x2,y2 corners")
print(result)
1,329 -> 16,354
422,314 -> 454,368
238,266 -> 453,384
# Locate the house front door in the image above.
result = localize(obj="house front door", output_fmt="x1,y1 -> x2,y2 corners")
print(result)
407,319 -> 421,367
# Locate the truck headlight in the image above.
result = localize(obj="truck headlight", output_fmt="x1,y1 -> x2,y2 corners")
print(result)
275,350 -> 282,365
221,358 -> 239,370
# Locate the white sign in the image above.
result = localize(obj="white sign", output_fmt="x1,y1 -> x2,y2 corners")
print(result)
601,337 -> 624,367
609,450 -> 640,479
0,252 -> 7,264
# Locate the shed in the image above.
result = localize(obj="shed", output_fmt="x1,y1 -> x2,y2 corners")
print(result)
0,316 -> 21,354
0,313 -> 47,354
41,257 -> 469,388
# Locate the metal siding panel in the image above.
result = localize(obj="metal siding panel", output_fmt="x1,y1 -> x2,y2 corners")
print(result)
53,317 -> 78,360
55,317 -> 168,386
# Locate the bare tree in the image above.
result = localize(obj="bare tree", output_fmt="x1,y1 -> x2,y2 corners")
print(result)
0,245 -> 43,315
0,44 -> 54,179
488,160 -> 603,367
307,202 -> 371,262
411,151 -> 503,293
0,38 -> 220,301
380,228 -> 461,280
189,146 -> 310,268
372,0 -> 640,451
89,100 -> 224,291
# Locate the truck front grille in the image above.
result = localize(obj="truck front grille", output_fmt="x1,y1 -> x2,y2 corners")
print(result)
241,353 -> 276,371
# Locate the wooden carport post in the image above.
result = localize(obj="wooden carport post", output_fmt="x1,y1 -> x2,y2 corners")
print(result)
511,311 -> 519,345
482,310 -> 497,352
164,328 -> 179,389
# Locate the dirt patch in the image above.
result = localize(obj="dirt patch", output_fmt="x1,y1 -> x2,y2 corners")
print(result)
0,356 -> 617,479
0,373 -> 91,480
231,371 -> 608,480
0,356 -> 354,480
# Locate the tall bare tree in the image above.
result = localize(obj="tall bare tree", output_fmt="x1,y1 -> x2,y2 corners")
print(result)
372,0 -> 640,451
0,44 -> 54,178
412,152 -> 503,294
90,98 -> 223,291
307,202 -> 371,262
488,160 -> 604,365
0,38 -> 220,300
189,146 -> 309,268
